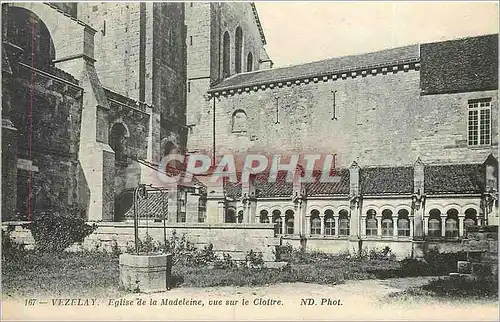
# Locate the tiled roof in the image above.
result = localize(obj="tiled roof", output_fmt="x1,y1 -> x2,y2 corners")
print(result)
123,191 -> 168,219
209,44 -> 419,92
225,181 -> 242,199
103,87 -> 148,112
224,169 -> 349,198
253,171 -> 294,198
305,169 -> 350,196
360,167 -> 414,195
424,164 -> 484,195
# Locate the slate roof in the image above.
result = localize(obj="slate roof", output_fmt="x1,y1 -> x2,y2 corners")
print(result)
209,44 -> 419,91
360,167 -> 414,195
424,164 -> 485,195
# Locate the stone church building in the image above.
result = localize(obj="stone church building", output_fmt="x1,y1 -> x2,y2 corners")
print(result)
2,2 -> 498,259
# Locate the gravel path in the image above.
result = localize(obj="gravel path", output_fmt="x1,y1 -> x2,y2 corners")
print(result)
3,277 -> 498,321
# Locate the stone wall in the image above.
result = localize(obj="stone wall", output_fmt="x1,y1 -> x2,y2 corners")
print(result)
6,62 -> 85,218
1,222 -> 279,262
188,69 -> 498,168
185,2 -> 268,154
78,3 -> 142,100
4,220 -> 496,261
152,2 -> 187,161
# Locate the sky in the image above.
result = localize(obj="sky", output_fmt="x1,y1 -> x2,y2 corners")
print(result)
254,1 -> 499,68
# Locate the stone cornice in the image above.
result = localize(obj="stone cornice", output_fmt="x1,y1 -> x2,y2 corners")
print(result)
250,3 -> 266,46
208,57 -> 420,98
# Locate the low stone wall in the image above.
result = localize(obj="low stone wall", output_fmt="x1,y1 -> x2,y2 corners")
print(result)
283,236 -> 414,260
1,222 -> 35,250
81,222 -> 279,262
3,220 -> 497,263
1,221 -> 279,262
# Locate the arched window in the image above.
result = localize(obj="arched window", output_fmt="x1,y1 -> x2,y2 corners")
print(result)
338,209 -> 350,236
247,52 -> 253,72
445,209 -> 459,238
366,209 -> 378,236
381,209 -> 393,236
324,209 -> 335,236
428,209 -> 441,238
285,210 -> 294,235
259,210 -> 269,223
222,31 -> 230,78
397,209 -> 410,236
225,208 -> 236,223
109,123 -> 128,162
464,208 -> 477,229
310,210 -> 321,235
237,210 -> 243,223
272,210 -> 282,235
232,110 -> 247,133
235,27 -> 243,73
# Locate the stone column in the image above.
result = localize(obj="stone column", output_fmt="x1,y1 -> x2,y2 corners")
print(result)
2,118 -> 18,221
350,199 -> 360,238
334,216 -> 339,236
281,215 -> 286,235
305,215 -> 311,235
217,201 -> 225,224
167,191 -> 178,223
409,217 -> 414,237
376,215 -> 382,237
423,216 -> 429,235
360,216 -> 366,237
320,215 -> 325,236
248,199 -> 257,224
441,215 -> 447,237
244,203 -> 251,224
393,216 -> 398,237
413,207 -> 424,238
458,216 -> 465,237
186,193 -> 200,223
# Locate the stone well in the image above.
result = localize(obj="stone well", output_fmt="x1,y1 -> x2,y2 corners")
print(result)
119,253 -> 173,293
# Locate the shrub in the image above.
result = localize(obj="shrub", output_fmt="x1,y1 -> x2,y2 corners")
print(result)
275,243 -> 293,261
368,247 -> 396,261
30,210 -> 95,253
398,248 -> 467,277
390,276 -> 499,300
193,243 -> 218,266
111,240 -> 122,258
214,253 -> 236,269
422,276 -> 498,298
245,250 -> 264,269
2,226 -> 26,261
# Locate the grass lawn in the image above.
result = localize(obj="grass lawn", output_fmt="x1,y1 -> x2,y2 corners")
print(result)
2,251 -> 125,298
1,247 -> 482,299
2,250 -> 403,297
386,276 -> 499,302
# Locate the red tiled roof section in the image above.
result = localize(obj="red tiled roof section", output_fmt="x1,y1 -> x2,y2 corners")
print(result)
360,167 -> 414,195
424,164 -> 485,195
209,45 -> 419,91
